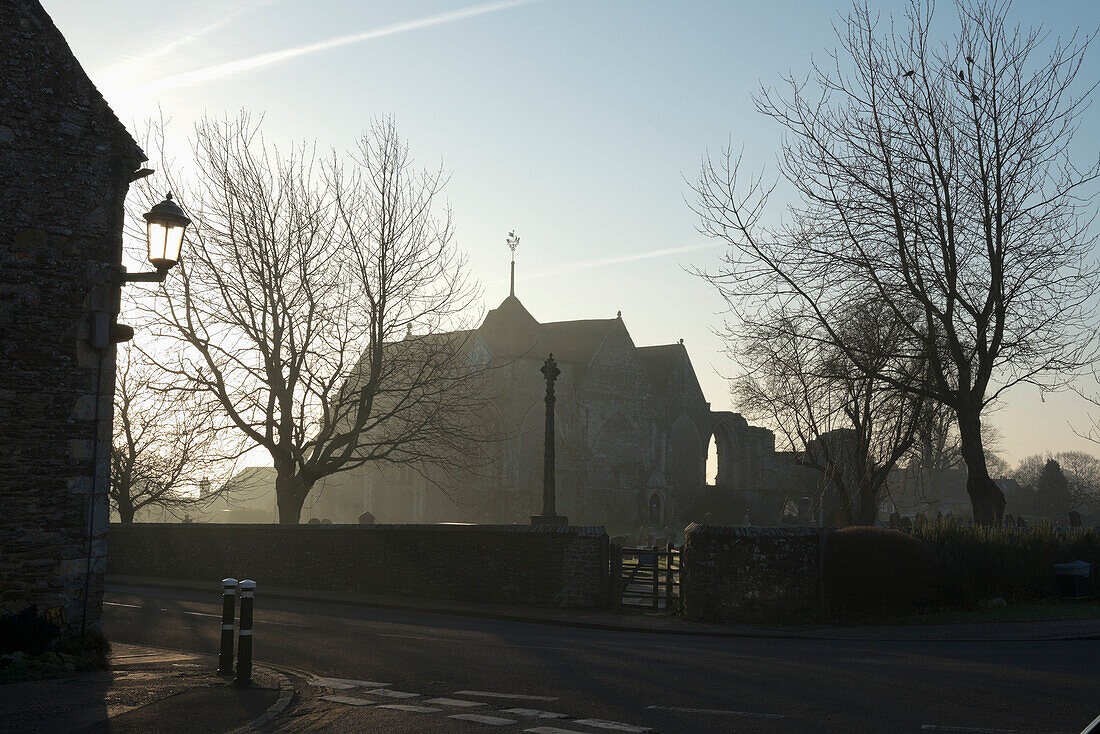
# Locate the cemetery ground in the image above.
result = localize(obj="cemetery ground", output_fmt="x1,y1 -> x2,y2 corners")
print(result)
80,583 -> 1100,734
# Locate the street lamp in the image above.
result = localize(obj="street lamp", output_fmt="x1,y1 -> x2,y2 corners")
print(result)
122,191 -> 190,283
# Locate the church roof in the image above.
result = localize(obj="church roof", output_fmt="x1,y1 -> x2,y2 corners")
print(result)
636,342 -> 706,398
541,317 -> 620,366
635,344 -> 683,389
476,293 -> 623,369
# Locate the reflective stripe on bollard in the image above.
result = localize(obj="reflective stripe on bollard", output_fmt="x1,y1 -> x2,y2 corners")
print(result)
233,579 -> 255,687
216,578 -> 238,676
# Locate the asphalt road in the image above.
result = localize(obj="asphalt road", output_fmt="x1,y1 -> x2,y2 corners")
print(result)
103,584 -> 1099,734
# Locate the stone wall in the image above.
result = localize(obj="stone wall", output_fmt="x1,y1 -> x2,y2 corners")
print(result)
1,0 -> 144,635
680,524 -> 823,621
108,524 -> 609,608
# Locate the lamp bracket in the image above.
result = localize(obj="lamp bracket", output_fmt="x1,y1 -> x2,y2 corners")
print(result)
120,271 -> 167,284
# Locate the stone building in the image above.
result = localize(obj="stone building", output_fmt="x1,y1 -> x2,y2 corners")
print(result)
1,0 -> 146,635
309,286 -> 783,528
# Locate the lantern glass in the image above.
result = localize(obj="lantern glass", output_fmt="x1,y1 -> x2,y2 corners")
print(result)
146,219 -> 185,270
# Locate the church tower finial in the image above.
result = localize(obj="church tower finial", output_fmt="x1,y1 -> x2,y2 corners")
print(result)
507,230 -> 520,297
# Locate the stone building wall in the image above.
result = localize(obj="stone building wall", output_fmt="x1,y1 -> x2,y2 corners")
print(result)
0,0 -> 144,635
108,524 -> 609,608
680,524 -> 823,621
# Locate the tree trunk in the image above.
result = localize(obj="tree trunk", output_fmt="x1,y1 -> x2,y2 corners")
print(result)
274,467 -> 311,524
957,408 -> 1005,525
118,501 -> 135,524
854,481 -> 879,525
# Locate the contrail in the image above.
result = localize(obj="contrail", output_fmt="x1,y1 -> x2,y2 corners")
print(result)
518,242 -> 717,282
123,0 -> 538,94
97,0 -> 284,88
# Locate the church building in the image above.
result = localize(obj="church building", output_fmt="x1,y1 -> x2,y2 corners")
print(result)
309,249 -> 780,528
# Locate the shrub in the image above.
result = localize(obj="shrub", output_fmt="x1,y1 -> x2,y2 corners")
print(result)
909,517 -> 1100,605
823,527 -> 943,613
0,607 -> 60,654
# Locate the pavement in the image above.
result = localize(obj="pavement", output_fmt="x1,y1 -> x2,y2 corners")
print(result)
0,643 -> 289,734
106,574 -> 1100,641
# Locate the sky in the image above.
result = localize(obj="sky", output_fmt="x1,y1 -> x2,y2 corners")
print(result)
42,0 -> 1100,466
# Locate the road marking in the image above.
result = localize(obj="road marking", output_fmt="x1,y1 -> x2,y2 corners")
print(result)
646,704 -> 784,719
573,719 -> 652,733
920,727 -> 1050,733
501,708 -> 570,719
424,698 -> 487,708
311,677 -> 391,689
378,704 -> 443,713
321,695 -> 377,706
367,688 -> 421,699
524,728 -> 589,734
105,600 -> 304,627
456,690 -> 560,701
450,714 -> 518,726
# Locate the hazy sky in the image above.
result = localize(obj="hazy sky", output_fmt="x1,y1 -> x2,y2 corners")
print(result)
43,0 -> 1100,465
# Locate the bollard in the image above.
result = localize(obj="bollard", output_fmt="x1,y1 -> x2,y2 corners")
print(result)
216,578 -> 238,676
234,579 -> 255,686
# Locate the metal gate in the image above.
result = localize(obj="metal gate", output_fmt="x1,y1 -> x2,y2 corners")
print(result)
610,544 -> 681,613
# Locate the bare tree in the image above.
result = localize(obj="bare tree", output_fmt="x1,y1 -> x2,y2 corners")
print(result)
734,299 -> 924,525
129,114 -> 489,523
1015,450 -> 1100,510
1055,450 -> 1100,508
693,0 -> 1099,524
111,344 -> 238,523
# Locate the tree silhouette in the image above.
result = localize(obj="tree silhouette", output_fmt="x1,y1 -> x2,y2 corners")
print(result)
693,0 -> 1099,524
129,115 -> 493,523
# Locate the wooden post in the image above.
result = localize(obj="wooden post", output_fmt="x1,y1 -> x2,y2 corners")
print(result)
664,543 -> 675,613
651,549 -> 659,611
613,545 -> 623,614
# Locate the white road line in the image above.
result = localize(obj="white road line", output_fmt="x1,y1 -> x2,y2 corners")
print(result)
573,719 -> 652,733
423,698 -> 487,708
646,704 -> 785,719
367,688 -> 420,699
501,708 -> 569,719
456,690 -> 560,701
525,728 -> 589,734
920,727 -> 1051,733
450,714 -> 518,726
105,601 -> 304,627
311,677 -> 391,689
378,704 -> 443,713
320,695 -> 377,706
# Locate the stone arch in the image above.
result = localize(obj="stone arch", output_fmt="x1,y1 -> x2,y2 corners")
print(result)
709,416 -> 741,490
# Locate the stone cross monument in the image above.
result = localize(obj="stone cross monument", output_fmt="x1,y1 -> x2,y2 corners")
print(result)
532,353 -> 568,526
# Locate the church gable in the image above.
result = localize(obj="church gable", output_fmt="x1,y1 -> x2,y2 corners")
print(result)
576,319 -> 656,409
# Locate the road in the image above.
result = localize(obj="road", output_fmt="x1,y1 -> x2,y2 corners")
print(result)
103,584 -> 1099,733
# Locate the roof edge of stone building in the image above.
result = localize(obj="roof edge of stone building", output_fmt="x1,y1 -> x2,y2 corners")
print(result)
18,0 -> 145,164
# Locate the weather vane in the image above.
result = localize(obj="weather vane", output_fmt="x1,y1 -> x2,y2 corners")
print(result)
507,230 -> 520,297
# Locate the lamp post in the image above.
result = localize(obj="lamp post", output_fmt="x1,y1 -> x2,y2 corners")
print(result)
532,353 -> 568,526
122,192 -> 190,283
